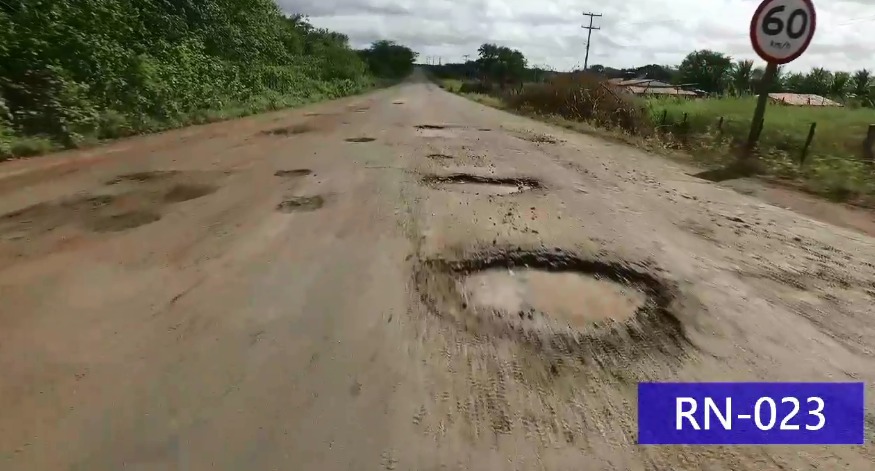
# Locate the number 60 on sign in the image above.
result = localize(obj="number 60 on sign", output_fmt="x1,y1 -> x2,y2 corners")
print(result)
750,0 -> 817,64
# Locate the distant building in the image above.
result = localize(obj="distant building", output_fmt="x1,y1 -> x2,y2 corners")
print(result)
768,93 -> 843,107
608,78 -> 700,97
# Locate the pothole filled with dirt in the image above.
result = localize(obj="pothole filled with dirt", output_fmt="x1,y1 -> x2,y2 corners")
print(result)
415,248 -> 689,367
276,196 -> 324,213
461,269 -> 647,326
421,174 -> 543,196
0,193 -> 164,237
346,137 -> 375,143
274,169 -> 313,178
0,170 -> 228,239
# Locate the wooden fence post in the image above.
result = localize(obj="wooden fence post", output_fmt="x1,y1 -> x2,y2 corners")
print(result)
682,112 -> 688,124
863,124 -> 875,163
800,122 -> 816,167
717,116 -> 724,133
660,109 -> 668,126
754,117 -> 765,141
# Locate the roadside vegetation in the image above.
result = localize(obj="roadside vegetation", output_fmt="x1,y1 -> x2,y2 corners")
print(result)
0,1 -> 417,160
430,46 -> 875,207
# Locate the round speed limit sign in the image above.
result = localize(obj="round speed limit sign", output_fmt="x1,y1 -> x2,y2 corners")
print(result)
750,0 -> 817,64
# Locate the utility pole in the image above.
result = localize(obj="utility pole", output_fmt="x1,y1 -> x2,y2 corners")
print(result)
581,12 -> 602,72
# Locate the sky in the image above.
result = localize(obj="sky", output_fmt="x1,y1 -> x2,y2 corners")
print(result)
277,0 -> 875,73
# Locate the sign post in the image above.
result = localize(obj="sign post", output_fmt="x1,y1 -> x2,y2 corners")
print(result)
746,0 -> 817,156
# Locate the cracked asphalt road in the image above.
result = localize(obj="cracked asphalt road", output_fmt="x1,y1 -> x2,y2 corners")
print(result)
1,76 -> 873,470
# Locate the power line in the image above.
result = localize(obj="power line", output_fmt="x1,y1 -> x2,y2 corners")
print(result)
582,12 -> 602,71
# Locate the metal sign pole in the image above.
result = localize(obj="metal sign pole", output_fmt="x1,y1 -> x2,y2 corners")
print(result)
745,0 -> 817,159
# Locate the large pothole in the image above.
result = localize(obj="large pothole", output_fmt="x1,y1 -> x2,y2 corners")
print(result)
421,174 -> 543,196
461,269 -> 647,326
415,248 -> 689,368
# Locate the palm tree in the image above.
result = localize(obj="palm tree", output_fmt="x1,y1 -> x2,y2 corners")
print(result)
783,72 -> 805,92
830,72 -> 851,100
751,64 -> 785,93
796,68 -> 832,96
852,69 -> 872,99
730,60 -> 754,95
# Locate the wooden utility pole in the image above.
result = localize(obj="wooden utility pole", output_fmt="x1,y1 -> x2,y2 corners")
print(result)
582,12 -> 602,71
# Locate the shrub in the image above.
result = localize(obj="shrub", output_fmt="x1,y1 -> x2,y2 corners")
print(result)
504,73 -> 651,135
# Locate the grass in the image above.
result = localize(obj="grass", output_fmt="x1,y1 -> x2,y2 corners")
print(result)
648,96 -> 875,162
438,77 -> 875,207
439,78 -> 464,93
646,96 -> 875,205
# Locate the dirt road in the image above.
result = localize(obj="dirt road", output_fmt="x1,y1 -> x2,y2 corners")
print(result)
2,76 -> 873,470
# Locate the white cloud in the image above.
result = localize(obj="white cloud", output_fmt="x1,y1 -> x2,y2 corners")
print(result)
277,0 -> 875,72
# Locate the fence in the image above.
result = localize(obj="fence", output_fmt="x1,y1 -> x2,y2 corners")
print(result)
652,108 -> 875,169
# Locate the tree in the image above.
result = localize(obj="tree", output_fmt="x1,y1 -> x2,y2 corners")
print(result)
476,43 -> 527,87
0,0 -> 386,151
676,50 -> 732,94
634,64 -> 677,83
829,71 -> 851,101
852,69 -> 872,102
751,64 -> 785,93
729,60 -> 754,95
800,68 -> 832,97
359,40 -> 418,79
783,72 -> 805,92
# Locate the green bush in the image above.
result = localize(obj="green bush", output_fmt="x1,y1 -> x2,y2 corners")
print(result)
0,0 -> 378,159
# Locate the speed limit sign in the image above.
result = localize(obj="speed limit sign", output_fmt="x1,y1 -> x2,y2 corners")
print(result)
750,0 -> 816,64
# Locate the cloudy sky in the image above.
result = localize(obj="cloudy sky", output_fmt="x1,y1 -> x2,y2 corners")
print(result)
277,0 -> 875,73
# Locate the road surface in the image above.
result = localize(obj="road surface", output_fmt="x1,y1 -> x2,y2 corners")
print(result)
1,77 -> 873,470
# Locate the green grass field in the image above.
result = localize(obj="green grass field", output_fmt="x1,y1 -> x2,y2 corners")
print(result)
646,97 -> 875,204
647,97 -> 875,161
